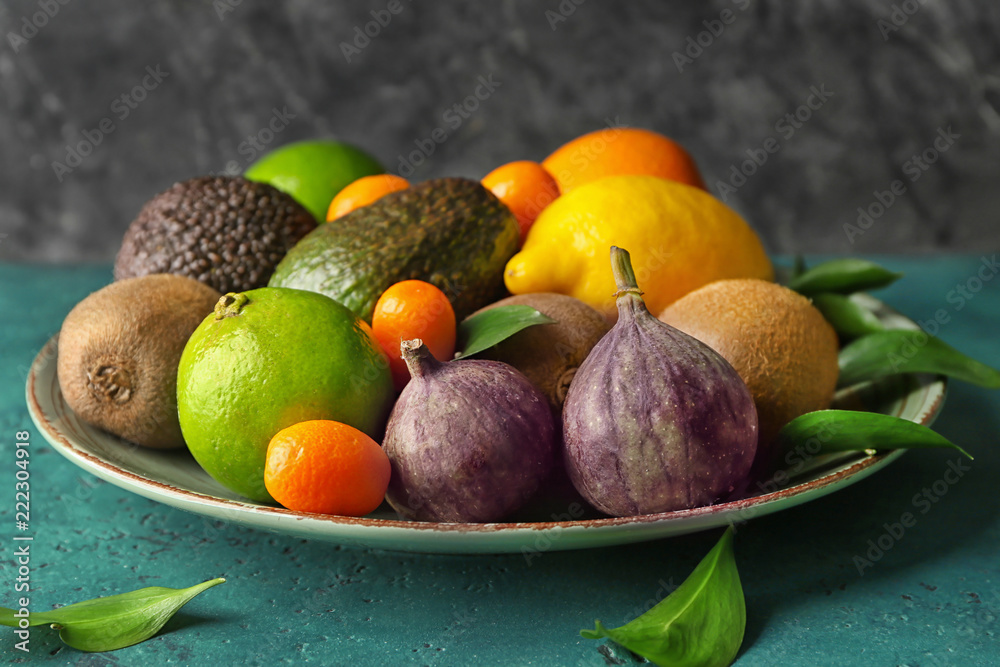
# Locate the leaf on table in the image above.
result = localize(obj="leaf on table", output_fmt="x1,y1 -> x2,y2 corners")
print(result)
455,305 -> 555,359
580,527 -> 745,667
787,258 -> 903,296
810,293 -> 886,340
776,409 -> 972,460
0,578 -> 225,652
838,329 -> 1000,389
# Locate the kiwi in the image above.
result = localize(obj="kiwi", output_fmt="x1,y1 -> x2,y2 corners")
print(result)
473,293 -> 611,416
658,279 -> 839,463
57,274 -> 221,449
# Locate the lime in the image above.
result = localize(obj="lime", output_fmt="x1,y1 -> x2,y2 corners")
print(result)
177,287 -> 394,502
244,140 -> 384,222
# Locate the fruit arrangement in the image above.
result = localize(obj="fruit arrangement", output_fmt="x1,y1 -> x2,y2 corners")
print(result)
55,132 -> 1000,523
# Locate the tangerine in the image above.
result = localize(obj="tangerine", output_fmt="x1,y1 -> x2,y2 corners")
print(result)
327,174 -> 409,221
542,127 -> 705,194
264,420 -> 390,516
372,280 -> 457,390
481,161 -> 560,245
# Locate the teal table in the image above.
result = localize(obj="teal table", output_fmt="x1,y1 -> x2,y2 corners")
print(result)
2,257 -> 998,666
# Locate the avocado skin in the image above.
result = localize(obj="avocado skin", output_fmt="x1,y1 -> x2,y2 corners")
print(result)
269,177 -> 519,322
115,177 -> 316,294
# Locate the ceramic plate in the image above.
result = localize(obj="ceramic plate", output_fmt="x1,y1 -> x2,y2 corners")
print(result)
27,295 -> 945,554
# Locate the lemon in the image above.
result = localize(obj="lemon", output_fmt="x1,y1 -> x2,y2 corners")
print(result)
504,175 -> 773,318
177,287 -> 393,502
245,140 -> 384,222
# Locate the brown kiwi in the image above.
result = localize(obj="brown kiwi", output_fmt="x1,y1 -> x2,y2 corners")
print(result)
472,293 -> 611,417
658,279 -> 839,469
57,274 -> 221,449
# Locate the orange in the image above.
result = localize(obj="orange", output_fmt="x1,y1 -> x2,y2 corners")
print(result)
372,280 -> 456,390
481,161 -> 561,245
264,420 -> 390,515
326,174 -> 409,221
541,127 -> 705,194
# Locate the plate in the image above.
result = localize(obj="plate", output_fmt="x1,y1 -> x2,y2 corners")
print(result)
27,295 -> 945,554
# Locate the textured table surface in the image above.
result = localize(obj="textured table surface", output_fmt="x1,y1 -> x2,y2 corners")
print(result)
1,256 -> 998,666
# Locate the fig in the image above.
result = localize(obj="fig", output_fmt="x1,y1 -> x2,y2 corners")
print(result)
383,340 -> 556,522
658,278 -> 839,474
562,247 -> 758,517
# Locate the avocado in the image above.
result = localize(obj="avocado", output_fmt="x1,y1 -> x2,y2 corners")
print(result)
114,176 -> 316,294
268,177 -> 519,321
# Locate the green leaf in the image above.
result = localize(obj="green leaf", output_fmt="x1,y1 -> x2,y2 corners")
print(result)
0,578 -> 224,652
810,293 -> 886,339
776,409 -> 972,460
787,258 -> 903,296
581,527 -> 744,667
791,255 -> 807,279
455,305 -> 555,359
838,330 -> 1000,389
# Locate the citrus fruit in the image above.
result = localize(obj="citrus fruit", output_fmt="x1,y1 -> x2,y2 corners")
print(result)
504,175 -> 773,319
542,127 -> 705,194
177,287 -> 393,501
327,174 -> 409,221
264,420 -> 390,515
481,161 -> 561,245
372,280 -> 456,390
245,140 -> 384,222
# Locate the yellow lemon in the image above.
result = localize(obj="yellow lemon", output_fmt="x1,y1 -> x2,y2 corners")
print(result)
504,175 -> 773,319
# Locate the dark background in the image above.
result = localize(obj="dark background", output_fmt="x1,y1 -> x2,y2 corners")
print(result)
1,0 -> 998,263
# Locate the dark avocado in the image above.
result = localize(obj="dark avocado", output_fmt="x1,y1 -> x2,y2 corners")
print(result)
268,177 -> 519,321
114,176 -> 316,294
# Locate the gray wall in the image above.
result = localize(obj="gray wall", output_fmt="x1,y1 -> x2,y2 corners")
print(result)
2,0 -> 998,263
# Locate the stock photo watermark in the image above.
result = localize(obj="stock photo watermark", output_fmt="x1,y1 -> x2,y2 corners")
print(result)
715,84 -> 834,203
877,0 -> 929,41
50,64 -> 170,182
672,0 -> 751,73
394,74 -> 502,177
339,0 -> 412,63
542,115 -> 627,192
10,430 -> 32,652
213,0 -> 243,21
843,126 -> 959,243
545,0 -> 587,30
520,502 -> 586,565
209,106 -> 297,176
877,254 -> 997,375
726,418 -> 845,533
853,457 -> 970,576
942,254 -> 999,312
6,0 -> 71,53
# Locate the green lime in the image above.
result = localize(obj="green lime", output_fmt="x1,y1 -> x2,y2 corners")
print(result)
177,287 -> 394,501
244,140 -> 384,222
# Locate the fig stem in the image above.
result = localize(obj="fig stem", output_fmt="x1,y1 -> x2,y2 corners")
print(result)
610,246 -> 644,298
400,339 -> 441,379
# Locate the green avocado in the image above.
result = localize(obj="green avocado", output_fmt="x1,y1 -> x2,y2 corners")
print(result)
268,177 -> 520,322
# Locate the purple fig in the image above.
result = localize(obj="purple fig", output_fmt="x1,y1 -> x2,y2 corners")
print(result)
383,339 -> 556,522
562,247 -> 758,516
